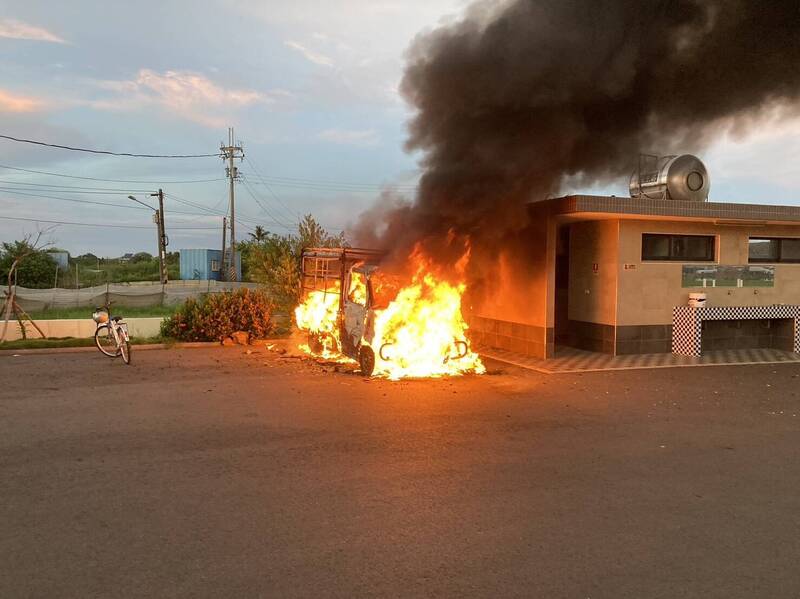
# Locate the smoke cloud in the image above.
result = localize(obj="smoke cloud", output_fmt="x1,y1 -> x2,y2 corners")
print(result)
356,0 -> 800,264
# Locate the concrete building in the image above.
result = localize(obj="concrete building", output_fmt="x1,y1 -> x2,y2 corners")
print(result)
179,249 -> 241,281
469,166 -> 800,360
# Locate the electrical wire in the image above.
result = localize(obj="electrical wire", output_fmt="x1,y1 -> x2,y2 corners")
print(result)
242,156 -> 300,220
239,176 -> 296,230
1,189 -> 237,219
246,172 -> 418,190
247,175 -> 418,191
1,190 -> 151,211
164,191 -> 259,232
0,179 -> 156,192
244,179 -> 416,194
0,215 -> 219,230
0,163 -> 224,184
0,185 -> 151,195
0,134 -> 222,158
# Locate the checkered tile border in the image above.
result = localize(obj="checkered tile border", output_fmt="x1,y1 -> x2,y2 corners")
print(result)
672,305 -> 800,357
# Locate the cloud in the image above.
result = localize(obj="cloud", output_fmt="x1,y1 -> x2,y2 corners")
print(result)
317,128 -> 379,146
284,41 -> 334,67
0,18 -> 65,43
91,69 -> 285,127
0,88 -> 44,112
706,110 -> 800,197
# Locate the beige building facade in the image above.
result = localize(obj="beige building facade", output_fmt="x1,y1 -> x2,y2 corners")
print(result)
468,195 -> 800,359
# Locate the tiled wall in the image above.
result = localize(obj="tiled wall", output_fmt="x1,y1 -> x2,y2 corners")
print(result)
615,324 -> 673,355
566,320 -> 615,354
700,319 -> 794,352
468,315 -> 553,359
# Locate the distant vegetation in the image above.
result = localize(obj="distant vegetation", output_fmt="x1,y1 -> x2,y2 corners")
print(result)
56,252 -> 180,287
0,240 -> 58,289
3,212 -> 341,303
0,242 -> 181,289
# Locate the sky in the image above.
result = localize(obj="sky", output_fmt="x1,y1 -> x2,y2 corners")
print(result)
0,0 -> 798,257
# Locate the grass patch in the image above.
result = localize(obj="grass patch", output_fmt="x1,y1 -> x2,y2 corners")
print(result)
0,336 -> 172,350
27,305 -> 176,320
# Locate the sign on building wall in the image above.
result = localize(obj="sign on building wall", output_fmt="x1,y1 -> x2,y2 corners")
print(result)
682,265 -> 775,288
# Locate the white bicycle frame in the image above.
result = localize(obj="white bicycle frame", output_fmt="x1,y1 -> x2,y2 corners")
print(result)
101,319 -> 129,350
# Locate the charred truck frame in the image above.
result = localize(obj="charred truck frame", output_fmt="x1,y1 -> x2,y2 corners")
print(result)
299,247 -> 475,375
299,247 -> 386,375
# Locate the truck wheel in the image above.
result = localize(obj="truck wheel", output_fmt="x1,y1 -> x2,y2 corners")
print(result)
359,346 -> 375,376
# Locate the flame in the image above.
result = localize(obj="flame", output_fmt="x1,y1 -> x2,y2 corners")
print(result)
293,246 -> 484,380
293,285 -> 342,359
370,270 -> 485,380
347,271 -> 367,305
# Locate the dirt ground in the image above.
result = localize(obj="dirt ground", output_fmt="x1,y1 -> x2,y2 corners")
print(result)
1,344 -> 800,598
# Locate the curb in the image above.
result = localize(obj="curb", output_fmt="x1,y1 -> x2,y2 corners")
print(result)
0,341 -> 221,356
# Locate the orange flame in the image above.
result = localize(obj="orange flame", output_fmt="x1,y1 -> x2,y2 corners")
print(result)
293,285 -> 343,359
294,246 -> 484,380
370,270 -> 485,380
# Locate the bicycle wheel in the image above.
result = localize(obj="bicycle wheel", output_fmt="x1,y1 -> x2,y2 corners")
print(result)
94,325 -> 119,357
120,339 -> 131,365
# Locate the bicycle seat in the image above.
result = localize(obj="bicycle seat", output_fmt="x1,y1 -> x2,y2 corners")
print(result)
111,316 -> 123,322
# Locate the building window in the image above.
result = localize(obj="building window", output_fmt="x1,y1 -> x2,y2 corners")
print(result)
210,259 -> 220,272
642,234 -> 715,261
749,237 -> 800,263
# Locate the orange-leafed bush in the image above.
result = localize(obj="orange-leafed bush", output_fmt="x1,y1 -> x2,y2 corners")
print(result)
161,288 -> 274,341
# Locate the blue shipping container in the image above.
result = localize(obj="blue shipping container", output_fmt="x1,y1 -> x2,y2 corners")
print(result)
179,249 -> 241,281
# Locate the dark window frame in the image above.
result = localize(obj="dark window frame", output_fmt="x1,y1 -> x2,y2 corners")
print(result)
641,233 -> 716,262
748,237 -> 800,264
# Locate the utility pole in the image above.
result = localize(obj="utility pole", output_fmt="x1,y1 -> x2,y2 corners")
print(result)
220,216 -> 227,281
150,188 -> 168,284
220,128 -> 244,281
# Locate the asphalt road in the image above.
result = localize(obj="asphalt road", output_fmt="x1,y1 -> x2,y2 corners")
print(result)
1,345 -> 800,598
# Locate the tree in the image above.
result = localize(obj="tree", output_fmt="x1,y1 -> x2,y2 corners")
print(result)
249,226 -> 269,242
245,215 -> 347,311
0,240 -> 57,289
297,214 -> 345,249
131,252 -> 154,263
1,231 -> 53,341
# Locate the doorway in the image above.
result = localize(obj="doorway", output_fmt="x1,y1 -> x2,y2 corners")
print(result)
554,225 -> 572,348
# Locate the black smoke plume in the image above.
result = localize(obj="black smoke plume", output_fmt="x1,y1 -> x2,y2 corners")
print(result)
356,0 -> 800,265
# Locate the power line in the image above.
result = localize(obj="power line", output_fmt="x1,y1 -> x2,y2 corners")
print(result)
171,195 -> 228,224
1,189 -> 152,211
242,155 -> 300,220
164,191 -> 258,232
0,185 -> 150,195
0,179 -> 153,192
0,163 -> 224,184
0,134 -> 222,158
0,189 -> 236,218
245,179 -> 416,194
240,176 -> 296,230
247,174 -> 418,191
0,215 -> 219,230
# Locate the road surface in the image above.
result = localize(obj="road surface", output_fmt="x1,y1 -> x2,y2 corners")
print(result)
1,346 -> 799,598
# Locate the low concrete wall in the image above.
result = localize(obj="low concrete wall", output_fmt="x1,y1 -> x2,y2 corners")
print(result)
3,317 -> 164,341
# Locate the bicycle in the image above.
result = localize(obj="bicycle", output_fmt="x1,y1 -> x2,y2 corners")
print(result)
92,302 -> 132,365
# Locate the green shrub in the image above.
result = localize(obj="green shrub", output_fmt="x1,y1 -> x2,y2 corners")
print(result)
160,288 -> 274,341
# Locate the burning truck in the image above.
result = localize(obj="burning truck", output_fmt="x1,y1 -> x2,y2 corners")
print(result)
294,246 -> 485,380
